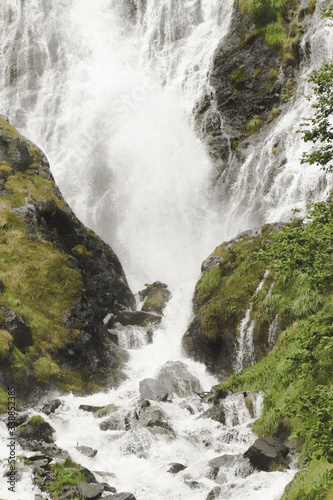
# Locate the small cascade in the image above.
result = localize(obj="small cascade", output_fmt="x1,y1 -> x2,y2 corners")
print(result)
116,324 -> 151,350
268,315 -> 280,351
235,271 -> 269,374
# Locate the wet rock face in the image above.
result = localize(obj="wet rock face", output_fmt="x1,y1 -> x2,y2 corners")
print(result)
0,307 -> 33,351
157,361 -> 202,397
244,437 -> 289,471
194,1 -> 307,174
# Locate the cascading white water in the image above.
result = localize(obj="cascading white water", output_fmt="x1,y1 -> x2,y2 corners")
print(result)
234,271 -> 269,373
221,0 -> 333,235
0,1 -> 332,498
0,0 -> 233,291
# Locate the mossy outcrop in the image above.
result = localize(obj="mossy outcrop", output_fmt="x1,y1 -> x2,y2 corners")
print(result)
182,223 -> 284,379
195,0 -> 315,174
0,118 -> 135,402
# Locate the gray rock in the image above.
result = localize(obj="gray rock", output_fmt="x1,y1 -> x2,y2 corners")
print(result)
138,406 -> 175,437
77,482 -> 104,499
157,361 -> 202,398
215,472 -> 228,485
104,494 -> 137,500
42,399 -> 61,415
167,463 -> 187,474
139,378 -> 171,401
208,454 -> 237,469
206,486 -> 221,500
198,405 -> 226,425
76,446 -> 98,458
201,255 -> 223,273
244,437 -> 289,471
116,310 -> 162,327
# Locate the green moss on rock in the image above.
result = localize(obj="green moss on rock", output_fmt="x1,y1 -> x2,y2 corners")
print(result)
33,357 -> 61,384
0,329 -> 13,358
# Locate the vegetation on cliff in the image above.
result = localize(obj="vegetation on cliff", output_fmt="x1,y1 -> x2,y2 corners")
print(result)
0,118 -> 134,402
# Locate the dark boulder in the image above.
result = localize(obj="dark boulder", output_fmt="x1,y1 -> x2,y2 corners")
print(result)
17,417 -> 55,444
104,494 -> 137,500
198,405 -> 226,425
167,463 -> 187,474
244,437 -> 289,471
206,486 -> 221,500
42,399 -> 61,415
116,310 -> 162,327
0,307 -> 33,351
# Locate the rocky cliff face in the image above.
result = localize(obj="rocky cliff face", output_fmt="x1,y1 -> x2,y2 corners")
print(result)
0,118 -> 135,402
195,0 -> 315,175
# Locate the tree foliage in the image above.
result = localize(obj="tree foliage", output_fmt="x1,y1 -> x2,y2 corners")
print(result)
300,62 -> 333,172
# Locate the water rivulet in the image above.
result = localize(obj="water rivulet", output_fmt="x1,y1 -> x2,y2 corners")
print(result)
0,0 -> 332,498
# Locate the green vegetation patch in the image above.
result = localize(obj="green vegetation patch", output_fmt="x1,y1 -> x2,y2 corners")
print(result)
246,117 -> 263,135
230,68 -> 245,89
0,330 -> 13,358
0,154 -> 82,390
238,0 -> 288,45
44,459 -> 85,498
34,357 -> 61,384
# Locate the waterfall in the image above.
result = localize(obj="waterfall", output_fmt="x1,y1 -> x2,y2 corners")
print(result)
0,1 -> 332,498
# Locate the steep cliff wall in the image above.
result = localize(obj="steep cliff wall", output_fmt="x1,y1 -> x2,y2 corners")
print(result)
195,0 -> 316,175
0,118 -> 135,403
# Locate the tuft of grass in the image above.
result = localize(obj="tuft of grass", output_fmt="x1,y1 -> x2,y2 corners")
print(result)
34,357 -> 60,384
230,68 -> 245,89
264,20 -> 288,45
0,388 -> 8,414
0,330 -> 13,358
246,117 -> 263,135
71,244 -> 93,259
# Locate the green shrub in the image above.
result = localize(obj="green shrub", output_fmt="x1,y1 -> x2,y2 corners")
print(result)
246,117 -> 263,135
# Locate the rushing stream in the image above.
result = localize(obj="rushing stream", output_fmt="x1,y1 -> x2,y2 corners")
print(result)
0,0 -> 333,498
